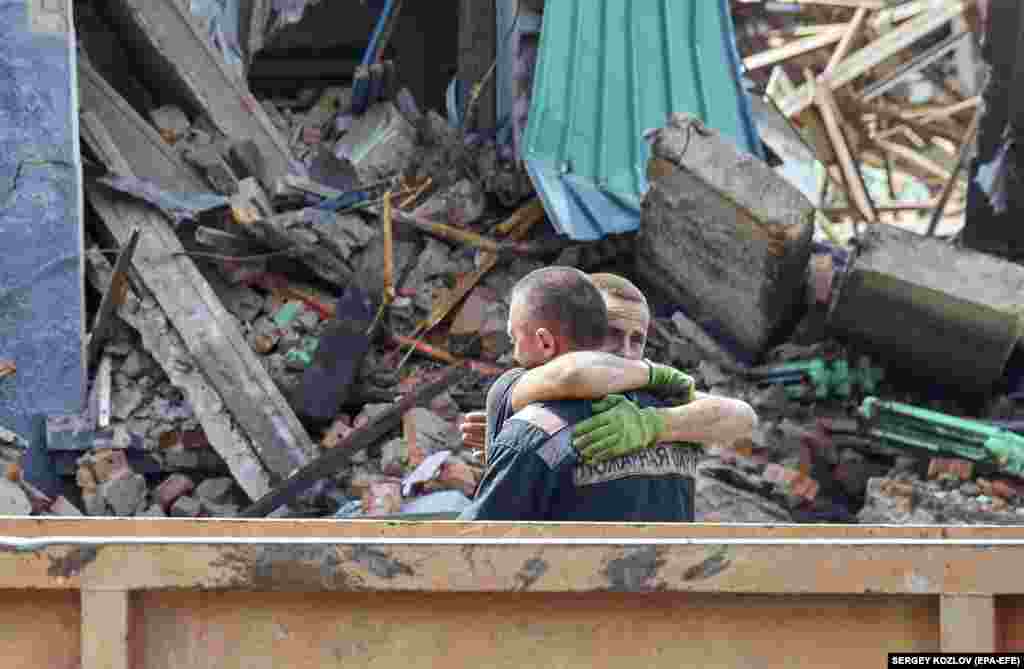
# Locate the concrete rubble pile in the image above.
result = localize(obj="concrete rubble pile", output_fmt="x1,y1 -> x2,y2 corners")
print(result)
3,0 -> 1023,526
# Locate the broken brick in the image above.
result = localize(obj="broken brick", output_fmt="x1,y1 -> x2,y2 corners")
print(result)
82,449 -> 132,484
76,466 -> 98,495
354,404 -> 391,430
380,438 -> 408,477
321,415 -> 354,449
100,473 -> 147,517
403,407 -> 460,467
195,477 -> 234,506
762,463 -> 819,502
302,126 -> 322,145
170,495 -> 202,518
361,478 -> 403,516
992,479 -> 1023,501
83,492 -> 109,517
881,479 -> 915,498
928,458 -> 974,481
155,474 -> 195,511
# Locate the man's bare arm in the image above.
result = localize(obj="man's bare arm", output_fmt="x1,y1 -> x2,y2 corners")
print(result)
508,352 -> 650,412
656,392 -> 757,446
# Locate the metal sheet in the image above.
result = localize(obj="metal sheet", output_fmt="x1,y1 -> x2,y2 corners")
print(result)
0,0 -> 85,439
523,0 -> 762,240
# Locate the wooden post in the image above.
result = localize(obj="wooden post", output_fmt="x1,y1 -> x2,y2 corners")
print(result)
81,590 -> 133,669
941,594 -> 996,652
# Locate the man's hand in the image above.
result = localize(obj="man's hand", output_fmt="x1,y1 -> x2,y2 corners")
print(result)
460,411 -> 487,452
646,361 -> 695,400
572,395 -> 665,463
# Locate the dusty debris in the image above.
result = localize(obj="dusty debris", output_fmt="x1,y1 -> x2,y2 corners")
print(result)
403,407 -> 462,467
43,0 -> 1013,527
170,495 -> 203,518
155,473 -> 195,511
150,105 -> 191,144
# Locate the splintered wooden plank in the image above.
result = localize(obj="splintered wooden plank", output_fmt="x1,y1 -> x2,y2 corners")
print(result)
874,138 -> 953,181
780,1 -> 969,117
824,7 -> 868,74
814,82 -> 876,222
104,0 -> 294,188
85,228 -> 139,367
776,0 -> 889,8
743,27 -> 846,71
79,108 -> 314,487
84,246 -> 273,501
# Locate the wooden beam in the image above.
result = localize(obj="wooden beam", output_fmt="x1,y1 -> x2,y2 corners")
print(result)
860,29 -> 971,101
824,7 -> 868,74
814,82 -> 876,221
780,1 -> 969,117
908,95 -> 982,123
84,245 -> 274,501
79,108 -> 314,491
855,101 -> 964,145
103,0 -> 294,188
85,227 -> 139,368
941,595 -> 996,652
81,590 -> 132,669
766,66 -> 797,105
77,58 -> 206,191
762,23 -> 850,40
765,0 -> 888,8
870,0 -> 929,28
874,138 -> 954,180
743,27 -> 846,71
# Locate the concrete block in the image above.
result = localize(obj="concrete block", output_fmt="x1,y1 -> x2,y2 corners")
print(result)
637,113 -> 815,356
100,473 -> 147,516
195,477 -> 234,506
403,408 -> 461,467
827,223 -> 1024,389
334,102 -> 417,184
170,495 -> 202,518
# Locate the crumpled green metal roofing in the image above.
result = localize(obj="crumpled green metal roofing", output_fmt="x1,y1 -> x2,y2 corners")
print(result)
523,0 -> 762,240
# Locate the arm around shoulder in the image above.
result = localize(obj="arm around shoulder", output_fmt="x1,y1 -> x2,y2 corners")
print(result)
657,392 -> 757,446
508,352 -> 651,411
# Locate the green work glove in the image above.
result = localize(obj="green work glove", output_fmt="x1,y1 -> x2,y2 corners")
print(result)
573,395 -> 666,463
645,360 -> 696,401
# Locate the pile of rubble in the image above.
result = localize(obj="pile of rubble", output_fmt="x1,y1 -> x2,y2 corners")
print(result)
3,0 -> 1023,526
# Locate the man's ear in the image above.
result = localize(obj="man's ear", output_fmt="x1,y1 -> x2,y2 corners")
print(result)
535,327 -> 557,355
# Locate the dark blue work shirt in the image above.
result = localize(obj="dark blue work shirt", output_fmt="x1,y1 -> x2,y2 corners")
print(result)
460,369 -> 697,522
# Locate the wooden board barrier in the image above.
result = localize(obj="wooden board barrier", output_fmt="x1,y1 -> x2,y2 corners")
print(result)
3,520 -> 1024,666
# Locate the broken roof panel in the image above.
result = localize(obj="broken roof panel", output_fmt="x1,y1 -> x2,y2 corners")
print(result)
523,0 -> 762,240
